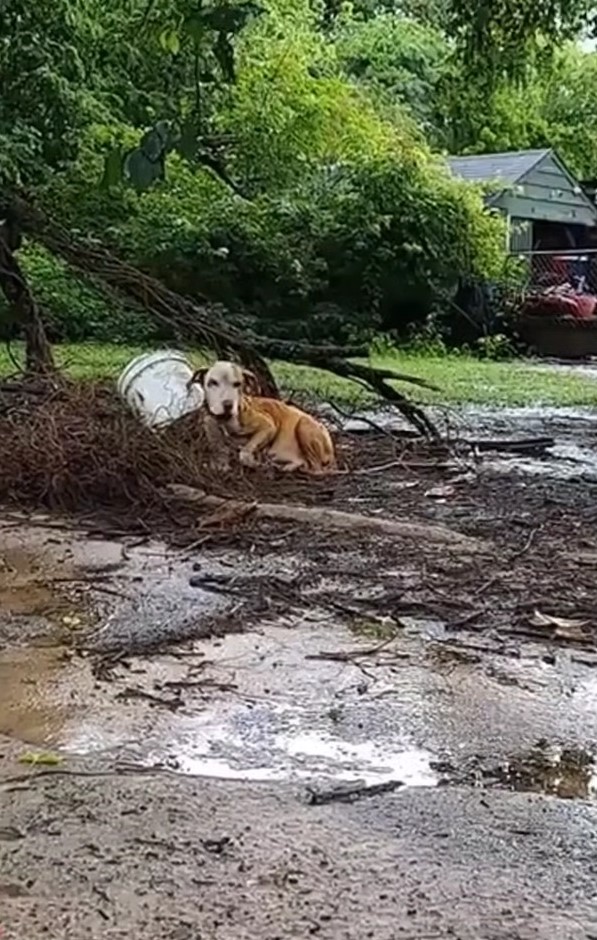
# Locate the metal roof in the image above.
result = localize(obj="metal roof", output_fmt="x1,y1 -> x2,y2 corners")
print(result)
446,149 -> 551,185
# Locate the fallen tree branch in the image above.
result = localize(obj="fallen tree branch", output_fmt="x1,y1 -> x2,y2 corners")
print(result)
305,779 -> 403,805
8,197 -> 440,437
164,483 -> 485,552
323,357 -> 439,438
465,436 -> 554,455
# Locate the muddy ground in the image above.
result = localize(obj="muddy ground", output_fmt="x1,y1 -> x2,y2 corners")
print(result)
3,402 -> 597,938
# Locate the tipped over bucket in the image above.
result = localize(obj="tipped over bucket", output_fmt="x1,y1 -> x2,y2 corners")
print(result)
117,349 -> 205,429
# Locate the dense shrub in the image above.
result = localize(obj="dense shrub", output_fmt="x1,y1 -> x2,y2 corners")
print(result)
39,145 -> 506,346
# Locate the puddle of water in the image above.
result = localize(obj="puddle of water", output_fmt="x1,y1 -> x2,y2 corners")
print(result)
0,522 -> 224,651
4,616 -> 597,798
333,403 -> 597,482
0,547 -> 77,619
4,520 -> 597,798
0,646 -> 72,746
481,743 -> 597,801
279,731 -> 436,786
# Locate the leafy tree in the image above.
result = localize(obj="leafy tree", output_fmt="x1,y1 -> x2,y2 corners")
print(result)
332,13 -> 449,133
96,0 -> 264,192
0,0 -> 512,353
445,0 -> 593,83
539,45 -> 597,178
0,0 -> 105,189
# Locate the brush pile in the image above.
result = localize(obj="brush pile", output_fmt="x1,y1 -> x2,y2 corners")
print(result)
0,379 -> 260,519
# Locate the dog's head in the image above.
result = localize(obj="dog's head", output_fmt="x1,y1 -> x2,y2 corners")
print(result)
188,361 -> 260,422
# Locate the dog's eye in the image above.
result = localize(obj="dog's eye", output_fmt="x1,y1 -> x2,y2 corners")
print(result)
207,378 -> 218,387
232,381 -> 241,389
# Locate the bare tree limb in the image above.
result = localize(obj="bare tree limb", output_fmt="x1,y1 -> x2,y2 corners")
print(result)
7,196 -> 440,437
165,483 -> 484,552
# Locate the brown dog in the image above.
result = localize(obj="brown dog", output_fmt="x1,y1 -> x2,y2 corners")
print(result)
189,361 -> 336,474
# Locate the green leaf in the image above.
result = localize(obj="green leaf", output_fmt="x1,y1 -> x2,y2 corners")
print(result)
99,148 -> 124,190
159,27 -> 181,55
18,751 -> 63,767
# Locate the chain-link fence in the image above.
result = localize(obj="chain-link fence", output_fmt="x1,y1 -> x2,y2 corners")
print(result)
516,249 -> 597,294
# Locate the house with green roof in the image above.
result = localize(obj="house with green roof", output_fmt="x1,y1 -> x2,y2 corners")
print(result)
447,148 -> 597,253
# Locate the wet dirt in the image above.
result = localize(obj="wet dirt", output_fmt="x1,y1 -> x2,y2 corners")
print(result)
473,743 -> 597,801
4,405 -> 597,937
0,646 -> 73,747
4,614 -> 597,795
0,543 -> 90,629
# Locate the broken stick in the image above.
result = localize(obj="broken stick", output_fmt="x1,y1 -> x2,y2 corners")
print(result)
164,484 -> 485,552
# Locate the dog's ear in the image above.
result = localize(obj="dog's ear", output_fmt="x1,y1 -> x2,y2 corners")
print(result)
242,369 -> 261,396
187,367 -> 208,391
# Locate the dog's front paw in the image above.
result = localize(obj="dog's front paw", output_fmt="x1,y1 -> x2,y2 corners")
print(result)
239,449 -> 258,468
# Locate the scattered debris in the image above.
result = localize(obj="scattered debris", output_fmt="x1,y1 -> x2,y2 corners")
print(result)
529,610 -> 592,644
424,483 -> 456,500
201,836 -> 231,854
115,687 -> 184,711
466,436 -> 555,456
305,780 -> 403,805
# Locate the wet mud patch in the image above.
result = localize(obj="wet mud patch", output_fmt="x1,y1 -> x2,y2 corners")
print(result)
0,645 -> 74,747
4,403 -> 597,939
6,611 -> 597,801
4,408 -> 597,790
0,539 -> 99,645
442,742 -> 597,801
0,519 -> 229,654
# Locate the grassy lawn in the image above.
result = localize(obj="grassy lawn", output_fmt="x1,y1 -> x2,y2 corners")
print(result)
1,343 -> 597,408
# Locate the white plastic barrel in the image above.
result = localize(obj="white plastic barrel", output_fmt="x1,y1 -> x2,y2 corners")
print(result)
117,349 -> 205,429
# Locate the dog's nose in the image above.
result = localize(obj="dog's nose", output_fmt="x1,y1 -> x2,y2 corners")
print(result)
221,400 -> 233,415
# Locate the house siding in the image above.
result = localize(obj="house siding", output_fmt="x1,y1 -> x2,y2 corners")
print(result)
509,218 -> 533,252
493,153 -> 596,226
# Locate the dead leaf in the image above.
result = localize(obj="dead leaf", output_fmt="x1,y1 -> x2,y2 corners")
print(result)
18,751 -> 63,767
530,610 -> 591,643
425,484 -> 456,500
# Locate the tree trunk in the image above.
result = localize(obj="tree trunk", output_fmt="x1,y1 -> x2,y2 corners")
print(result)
165,483 -> 484,552
0,220 -> 55,375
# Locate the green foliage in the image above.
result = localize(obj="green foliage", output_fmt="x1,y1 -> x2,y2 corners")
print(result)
96,1 -> 264,192
5,0 -> 565,351
42,144 -> 505,346
473,333 -> 517,360
539,45 -> 597,178
445,0 -> 593,84
0,0 -> 106,188
0,243 -> 158,344
332,13 -> 449,131
5,0 -> 500,348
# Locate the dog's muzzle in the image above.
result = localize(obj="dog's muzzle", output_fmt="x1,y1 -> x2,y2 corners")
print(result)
210,407 -> 234,423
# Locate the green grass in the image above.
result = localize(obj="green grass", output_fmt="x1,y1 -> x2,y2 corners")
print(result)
2,343 -> 597,408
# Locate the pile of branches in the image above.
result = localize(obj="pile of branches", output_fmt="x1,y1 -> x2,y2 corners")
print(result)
0,380 -> 256,521
0,379 -> 480,554
2,197 -> 440,439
